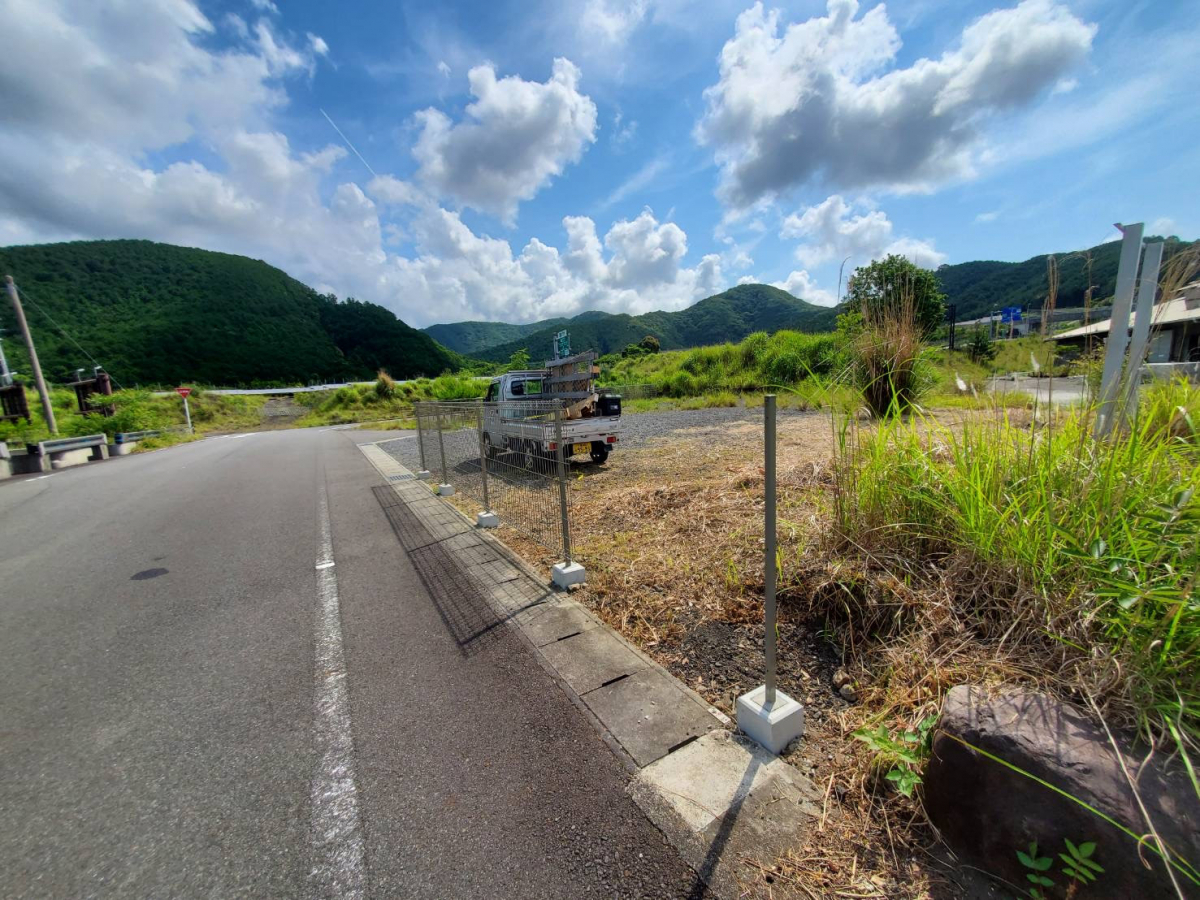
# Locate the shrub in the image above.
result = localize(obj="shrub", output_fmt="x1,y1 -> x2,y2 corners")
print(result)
375,369 -> 396,399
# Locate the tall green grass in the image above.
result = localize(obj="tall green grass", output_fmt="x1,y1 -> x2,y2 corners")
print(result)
292,374 -> 486,426
600,330 -> 845,398
830,378 -> 1200,740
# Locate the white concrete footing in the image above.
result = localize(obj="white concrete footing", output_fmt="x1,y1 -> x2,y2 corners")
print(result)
417,470 -> 431,480
476,510 -> 499,528
551,561 -> 586,589
736,685 -> 804,755
437,483 -> 454,496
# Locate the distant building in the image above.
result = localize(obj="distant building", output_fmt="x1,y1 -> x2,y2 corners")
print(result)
1051,280 -> 1200,364
958,305 -> 1111,339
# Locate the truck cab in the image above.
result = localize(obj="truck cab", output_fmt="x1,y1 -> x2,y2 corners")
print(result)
484,371 -> 546,402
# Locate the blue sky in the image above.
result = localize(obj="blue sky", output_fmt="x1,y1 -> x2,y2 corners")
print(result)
1,0 -> 1196,327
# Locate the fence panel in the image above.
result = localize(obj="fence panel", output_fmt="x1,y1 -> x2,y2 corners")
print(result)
403,400 -> 572,559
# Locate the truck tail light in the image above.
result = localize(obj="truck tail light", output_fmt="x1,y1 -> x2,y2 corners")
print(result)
606,436 -> 617,443
547,441 -> 557,451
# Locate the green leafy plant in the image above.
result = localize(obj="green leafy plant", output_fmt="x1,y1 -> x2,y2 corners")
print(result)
1060,839 -> 1105,885
1016,838 -> 1105,898
852,714 -> 937,797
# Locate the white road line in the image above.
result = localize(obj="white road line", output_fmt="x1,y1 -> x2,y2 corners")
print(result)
308,478 -> 366,899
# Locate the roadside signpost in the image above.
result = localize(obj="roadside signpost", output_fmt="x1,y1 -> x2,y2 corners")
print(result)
175,387 -> 193,433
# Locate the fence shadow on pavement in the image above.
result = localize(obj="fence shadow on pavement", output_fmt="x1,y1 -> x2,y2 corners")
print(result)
372,485 -> 507,658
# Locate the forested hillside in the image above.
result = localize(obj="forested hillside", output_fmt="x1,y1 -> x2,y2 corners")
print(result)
423,317 -> 569,355
475,284 -> 839,363
937,234 -> 1194,320
0,240 -> 459,385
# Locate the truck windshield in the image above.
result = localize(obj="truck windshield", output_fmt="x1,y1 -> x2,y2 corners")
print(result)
523,378 -> 543,395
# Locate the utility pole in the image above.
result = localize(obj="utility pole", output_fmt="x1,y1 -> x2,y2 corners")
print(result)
4,275 -> 57,434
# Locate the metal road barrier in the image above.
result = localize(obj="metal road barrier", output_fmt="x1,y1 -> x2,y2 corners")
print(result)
113,426 -> 190,444
33,433 -> 109,472
399,399 -> 574,563
37,433 -> 107,454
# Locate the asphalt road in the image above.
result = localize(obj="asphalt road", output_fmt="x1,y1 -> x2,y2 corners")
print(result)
0,428 -> 704,898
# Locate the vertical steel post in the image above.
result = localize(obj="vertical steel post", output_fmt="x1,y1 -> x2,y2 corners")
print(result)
0,325 -> 11,386
416,405 -> 428,472
1095,223 -> 1144,437
764,394 -> 778,705
1122,241 -> 1164,418
182,394 -> 193,434
436,408 -> 448,485
477,403 -> 490,512
555,406 -> 572,564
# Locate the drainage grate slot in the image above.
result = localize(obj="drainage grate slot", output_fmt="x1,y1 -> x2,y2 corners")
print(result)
387,473 -> 416,482
666,734 -> 700,755
597,672 -> 631,689
554,630 -> 583,642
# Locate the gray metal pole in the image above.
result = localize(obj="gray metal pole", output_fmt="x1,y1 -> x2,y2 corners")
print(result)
555,407 -> 572,564
764,394 -> 778,705
1121,241 -> 1164,418
1095,223 -> 1144,437
436,408 -> 448,485
477,403 -> 490,512
0,326 -> 12,386
416,406 -> 428,472
4,275 -> 57,434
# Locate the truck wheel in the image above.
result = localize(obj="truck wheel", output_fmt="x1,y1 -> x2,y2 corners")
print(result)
483,433 -> 497,459
590,445 -> 609,464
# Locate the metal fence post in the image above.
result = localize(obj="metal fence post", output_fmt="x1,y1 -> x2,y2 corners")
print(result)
477,403 -> 490,512
436,408 -> 448,485
416,405 -> 428,473
764,394 -> 778,705
555,406 -> 572,564
733,393 -> 802,753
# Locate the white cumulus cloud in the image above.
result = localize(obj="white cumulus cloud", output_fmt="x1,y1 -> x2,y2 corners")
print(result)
412,58 -> 598,223
772,270 -> 837,307
781,195 -> 944,268
698,0 -> 1096,208
0,0 -> 725,329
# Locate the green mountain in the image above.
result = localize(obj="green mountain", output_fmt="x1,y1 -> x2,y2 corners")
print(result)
423,317 -> 569,355
473,284 -> 839,363
937,235 -> 1194,322
0,239 -> 459,386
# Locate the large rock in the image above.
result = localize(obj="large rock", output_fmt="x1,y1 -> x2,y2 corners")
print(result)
925,686 -> 1200,899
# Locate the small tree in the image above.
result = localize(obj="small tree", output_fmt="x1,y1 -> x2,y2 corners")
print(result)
846,255 -> 947,337
505,348 -> 531,371
966,326 -> 997,364
638,334 -> 661,353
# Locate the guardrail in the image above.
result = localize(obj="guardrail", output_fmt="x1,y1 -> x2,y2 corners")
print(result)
33,433 -> 109,472
38,433 -> 107,454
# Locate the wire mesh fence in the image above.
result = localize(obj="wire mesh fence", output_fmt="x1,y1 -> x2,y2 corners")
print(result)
402,399 -> 574,560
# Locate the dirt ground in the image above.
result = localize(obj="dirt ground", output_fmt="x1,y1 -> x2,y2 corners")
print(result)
452,408 -> 1005,899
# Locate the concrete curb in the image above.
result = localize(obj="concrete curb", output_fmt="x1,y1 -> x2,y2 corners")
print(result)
355,440 -> 820,898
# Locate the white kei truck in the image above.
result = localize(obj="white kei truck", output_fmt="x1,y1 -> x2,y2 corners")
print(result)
481,351 -> 622,467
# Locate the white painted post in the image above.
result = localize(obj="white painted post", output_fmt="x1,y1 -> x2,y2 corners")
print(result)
182,394 -> 193,434
1121,241 -> 1164,419
1094,223 -> 1144,437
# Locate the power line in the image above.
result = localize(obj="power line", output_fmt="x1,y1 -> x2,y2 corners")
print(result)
11,281 -> 124,390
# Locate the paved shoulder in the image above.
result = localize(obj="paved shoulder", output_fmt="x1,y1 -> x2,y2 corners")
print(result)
324,431 -> 708,898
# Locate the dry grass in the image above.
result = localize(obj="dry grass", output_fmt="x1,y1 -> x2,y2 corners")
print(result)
440,408 -> 1017,898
